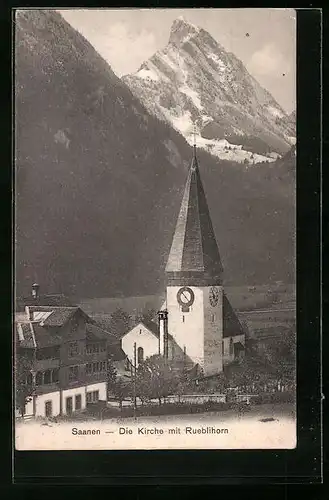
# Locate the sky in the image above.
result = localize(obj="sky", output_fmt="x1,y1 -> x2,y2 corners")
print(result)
59,8 -> 296,113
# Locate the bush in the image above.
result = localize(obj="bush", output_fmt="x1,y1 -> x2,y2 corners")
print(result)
255,391 -> 295,405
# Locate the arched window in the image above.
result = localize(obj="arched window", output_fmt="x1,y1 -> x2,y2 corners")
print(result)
137,346 -> 144,364
44,369 -> 52,384
36,372 -> 43,386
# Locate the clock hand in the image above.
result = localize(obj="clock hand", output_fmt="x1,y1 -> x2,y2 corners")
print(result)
182,291 -> 189,301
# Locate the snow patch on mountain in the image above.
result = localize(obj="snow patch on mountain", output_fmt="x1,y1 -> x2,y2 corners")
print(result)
179,84 -> 203,110
136,67 -> 159,82
207,52 -> 227,72
123,18 -> 295,165
267,105 -> 285,119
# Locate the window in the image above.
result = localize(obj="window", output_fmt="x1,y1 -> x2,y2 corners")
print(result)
125,358 -> 130,372
86,362 -> 106,374
44,369 -> 52,384
26,372 -> 33,385
36,371 -> 43,386
66,396 -> 73,414
45,400 -> 52,418
69,365 -> 79,382
222,341 -> 225,355
68,342 -> 78,357
86,391 -> 99,403
52,369 -> 59,383
70,317 -> 78,332
86,343 -> 103,354
36,346 -> 60,360
75,394 -> 82,411
137,347 -> 144,364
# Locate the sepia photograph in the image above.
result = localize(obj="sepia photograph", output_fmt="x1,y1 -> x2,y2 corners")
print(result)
14,8 -> 296,451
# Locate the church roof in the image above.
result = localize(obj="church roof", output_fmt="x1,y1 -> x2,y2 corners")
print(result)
165,147 -> 223,282
223,294 -> 245,338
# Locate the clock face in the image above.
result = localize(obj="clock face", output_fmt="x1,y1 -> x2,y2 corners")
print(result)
209,286 -> 220,307
177,287 -> 195,307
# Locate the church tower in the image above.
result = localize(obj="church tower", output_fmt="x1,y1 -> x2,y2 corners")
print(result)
165,145 -> 224,376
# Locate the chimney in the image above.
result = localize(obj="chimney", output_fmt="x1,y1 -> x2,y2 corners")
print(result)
158,310 -> 169,358
31,283 -> 40,300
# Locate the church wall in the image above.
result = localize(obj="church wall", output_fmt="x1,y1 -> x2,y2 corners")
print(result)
166,286 -> 205,367
222,334 -> 245,364
121,324 -> 159,368
203,285 -> 224,376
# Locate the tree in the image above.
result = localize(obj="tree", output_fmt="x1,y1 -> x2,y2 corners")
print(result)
137,307 -> 157,325
137,355 -> 178,405
15,352 -> 34,417
107,358 -> 117,398
107,357 -> 132,410
110,307 -> 131,337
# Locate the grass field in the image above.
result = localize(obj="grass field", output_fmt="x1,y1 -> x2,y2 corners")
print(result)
79,284 -> 296,316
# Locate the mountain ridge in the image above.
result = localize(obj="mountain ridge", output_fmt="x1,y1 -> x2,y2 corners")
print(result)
15,10 -> 295,300
123,17 -> 295,164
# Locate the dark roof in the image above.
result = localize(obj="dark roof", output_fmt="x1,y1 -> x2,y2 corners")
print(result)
86,323 -> 117,343
122,319 -> 159,339
109,346 -> 127,362
234,342 -> 245,352
141,319 -> 159,337
41,307 -> 79,326
25,306 -> 89,327
31,323 -> 63,347
15,322 -> 36,348
16,294 -> 76,310
165,147 -> 223,278
223,294 -> 245,338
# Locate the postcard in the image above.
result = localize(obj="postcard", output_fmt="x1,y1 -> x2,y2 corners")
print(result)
14,8 -> 296,451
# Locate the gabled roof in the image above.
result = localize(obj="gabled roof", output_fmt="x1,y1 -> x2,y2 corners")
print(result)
122,319 -> 159,339
223,294 -> 245,338
25,306 -> 88,327
165,147 -> 223,281
86,323 -> 118,343
15,322 -> 36,348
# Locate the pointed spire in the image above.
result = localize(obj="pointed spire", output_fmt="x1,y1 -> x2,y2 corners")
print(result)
165,146 -> 223,286
191,123 -> 198,171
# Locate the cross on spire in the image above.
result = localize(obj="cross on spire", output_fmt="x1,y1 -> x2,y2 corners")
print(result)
193,122 -> 197,149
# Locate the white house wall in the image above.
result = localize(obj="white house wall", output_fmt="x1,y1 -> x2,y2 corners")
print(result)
121,323 -> 159,367
223,334 -> 245,364
61,386 -> 86,414
86,381 -> 107,401
35,390 -> 61,417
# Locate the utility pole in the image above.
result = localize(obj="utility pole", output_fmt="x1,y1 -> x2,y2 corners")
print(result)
133,342 -> 137,419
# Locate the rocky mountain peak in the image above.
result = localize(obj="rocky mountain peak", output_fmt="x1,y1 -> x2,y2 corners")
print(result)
169,16 -> 201,45
124,18 -> 295,163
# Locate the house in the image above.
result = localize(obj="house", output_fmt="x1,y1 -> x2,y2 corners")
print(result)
15,288 -> 118,418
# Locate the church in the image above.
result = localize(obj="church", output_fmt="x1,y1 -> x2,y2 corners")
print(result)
121,145 -> 245,377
